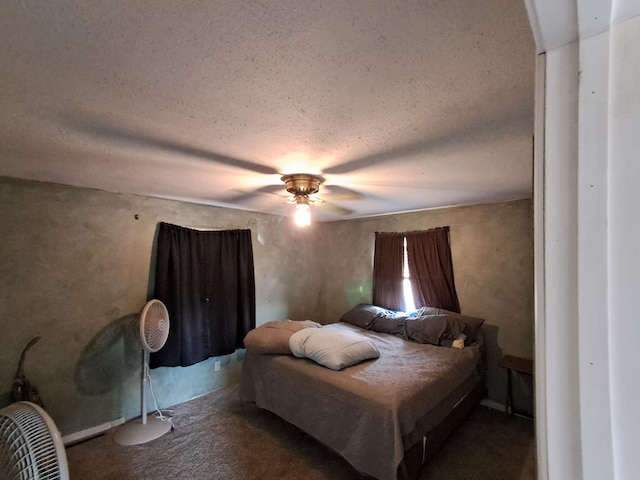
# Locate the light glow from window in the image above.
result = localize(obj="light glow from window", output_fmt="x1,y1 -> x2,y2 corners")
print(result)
402,237 -> 416,312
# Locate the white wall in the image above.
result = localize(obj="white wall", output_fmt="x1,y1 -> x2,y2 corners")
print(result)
541,42 -> 583,480
608,14 -> 640,479
527,1 -> 640,479
576,25 -> 615,480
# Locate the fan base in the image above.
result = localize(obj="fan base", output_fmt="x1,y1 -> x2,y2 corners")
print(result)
114,415 -> 172,446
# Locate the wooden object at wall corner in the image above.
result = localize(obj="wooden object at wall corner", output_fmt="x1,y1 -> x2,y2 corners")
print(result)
499,354 -> 534,418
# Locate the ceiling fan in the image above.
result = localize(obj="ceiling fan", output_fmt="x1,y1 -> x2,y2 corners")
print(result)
281,173 -> 342,226
62,114 -> 456,221
223,171 -> 367,224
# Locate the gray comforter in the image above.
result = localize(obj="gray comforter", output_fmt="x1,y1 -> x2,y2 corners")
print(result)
239,322 -> 482,480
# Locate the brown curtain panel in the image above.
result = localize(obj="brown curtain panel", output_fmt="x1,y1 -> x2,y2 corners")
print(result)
406,227 -> 460,313
150,223 -> 256,368
372,232 -> 406,311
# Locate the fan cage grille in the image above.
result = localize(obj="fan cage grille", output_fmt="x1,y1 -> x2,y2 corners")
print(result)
0,404 -> 62,479
140,300 -> 170,353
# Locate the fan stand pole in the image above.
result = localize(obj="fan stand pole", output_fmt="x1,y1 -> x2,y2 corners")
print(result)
113,350 -> 172,446
141,350 -> 148,426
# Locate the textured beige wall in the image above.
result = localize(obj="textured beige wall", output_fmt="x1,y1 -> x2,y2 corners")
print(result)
0,176 -> 533,435
0,176 -> 320,435
315,199 -> 534,407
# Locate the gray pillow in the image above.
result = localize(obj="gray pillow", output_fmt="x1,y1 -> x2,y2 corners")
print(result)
339,304 -> 393,329
414,307 -> 484,345
404,314 -> 466,346
369,313 -> 408,336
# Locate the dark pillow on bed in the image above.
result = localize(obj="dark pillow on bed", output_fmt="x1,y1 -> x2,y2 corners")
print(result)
369,313 -> 408,336
404,314 -> 467,347
339,304 -> 393,329
415,306 -> 446,316
414,307 -> 485,345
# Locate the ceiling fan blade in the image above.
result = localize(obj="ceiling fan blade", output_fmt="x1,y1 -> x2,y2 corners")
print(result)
317,201 -> 353,216
225,184 -> 286,203
60,113 -> 279,175
323,113 -> 530,175
347,180 -> 490,193
322,184 -> 365,201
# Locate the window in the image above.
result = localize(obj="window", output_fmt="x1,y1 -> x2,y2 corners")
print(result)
402,237 -> 416,312
373,227 -> 459,313
151,223 -> 256,368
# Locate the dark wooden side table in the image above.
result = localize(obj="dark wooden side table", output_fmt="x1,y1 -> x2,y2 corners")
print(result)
499,354 -> 534,417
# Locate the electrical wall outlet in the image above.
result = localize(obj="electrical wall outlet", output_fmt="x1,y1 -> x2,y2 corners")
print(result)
214,360 -> 221,371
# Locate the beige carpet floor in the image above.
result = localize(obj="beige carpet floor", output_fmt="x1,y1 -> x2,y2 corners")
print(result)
66,384 -> 536,480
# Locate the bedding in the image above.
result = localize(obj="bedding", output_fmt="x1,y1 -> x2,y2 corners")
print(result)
289,326 -> 380,370
240,321 -> 484,480
340,303 -> 485,347
404,315 -> 466,347
242,319 -> 321,354
339,303 -> 396,329
414,306 -> 485,345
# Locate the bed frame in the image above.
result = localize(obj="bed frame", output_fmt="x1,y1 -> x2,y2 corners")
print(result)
400,380 -> 486,479
240,323 -> 485,480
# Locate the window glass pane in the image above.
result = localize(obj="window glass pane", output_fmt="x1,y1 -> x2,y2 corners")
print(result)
403,278 -> 416,312
402,237 -> 415,311
403,237 -> 410,279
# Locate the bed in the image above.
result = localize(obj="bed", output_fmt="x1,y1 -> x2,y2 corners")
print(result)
239,305 -> 486,480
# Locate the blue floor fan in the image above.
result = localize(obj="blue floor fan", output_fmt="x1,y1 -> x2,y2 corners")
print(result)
114,299 -> 172,446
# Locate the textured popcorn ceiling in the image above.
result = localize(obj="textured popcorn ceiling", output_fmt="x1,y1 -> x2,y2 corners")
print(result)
0,0 -> 535,222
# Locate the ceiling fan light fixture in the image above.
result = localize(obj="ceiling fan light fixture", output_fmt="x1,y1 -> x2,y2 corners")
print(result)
294,197 -> 311,227
281,173 -> 324,196
281,174 -> 323,227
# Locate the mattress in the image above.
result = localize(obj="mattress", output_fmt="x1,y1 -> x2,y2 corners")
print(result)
240,322 -> 483,480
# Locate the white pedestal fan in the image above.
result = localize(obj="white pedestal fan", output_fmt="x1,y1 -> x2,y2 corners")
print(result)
0,401 -> 69,480
114,299 -> 172,446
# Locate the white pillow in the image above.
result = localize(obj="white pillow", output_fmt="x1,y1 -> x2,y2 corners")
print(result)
289,327 -> 380,371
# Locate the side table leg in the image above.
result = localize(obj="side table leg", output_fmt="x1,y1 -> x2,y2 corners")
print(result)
505,368 -> 513,414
